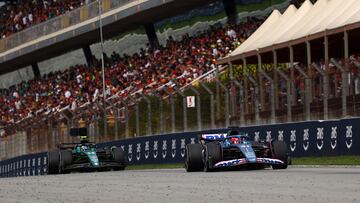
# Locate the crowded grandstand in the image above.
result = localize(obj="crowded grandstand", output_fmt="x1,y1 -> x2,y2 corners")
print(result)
0,16 -> 263,127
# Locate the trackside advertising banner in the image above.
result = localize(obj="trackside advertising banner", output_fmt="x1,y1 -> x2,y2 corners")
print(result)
0,152 -> 47,177
99,118 -> 360,165
0,118 -> 359,177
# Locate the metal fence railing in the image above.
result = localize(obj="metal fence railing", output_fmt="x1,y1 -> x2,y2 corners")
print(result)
0,0 -> 136,54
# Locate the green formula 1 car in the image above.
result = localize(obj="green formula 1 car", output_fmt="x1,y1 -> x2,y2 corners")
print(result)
47,128 -> 126,174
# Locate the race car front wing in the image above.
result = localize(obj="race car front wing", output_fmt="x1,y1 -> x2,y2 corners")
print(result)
213,158 -> 284,168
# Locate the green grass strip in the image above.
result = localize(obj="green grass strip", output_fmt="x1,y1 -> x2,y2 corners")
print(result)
292,156 -> 360,165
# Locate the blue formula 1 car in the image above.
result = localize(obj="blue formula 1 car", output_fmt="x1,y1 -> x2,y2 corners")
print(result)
185,129 -> 289,172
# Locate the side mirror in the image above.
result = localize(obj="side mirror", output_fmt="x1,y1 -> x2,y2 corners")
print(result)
70,128 -> 87,137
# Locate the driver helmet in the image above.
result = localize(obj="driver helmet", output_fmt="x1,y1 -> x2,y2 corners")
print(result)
230,137 -> 240,144
80,135 -> 89,143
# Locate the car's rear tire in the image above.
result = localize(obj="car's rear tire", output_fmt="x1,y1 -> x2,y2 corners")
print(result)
185,144 -> 204,172
48,150 -> 60,175
204,143 -> 221,172
112,147 -> 126,170
104,147 -> 112,158
271,140 -> 288,169
59,150 -> 73,174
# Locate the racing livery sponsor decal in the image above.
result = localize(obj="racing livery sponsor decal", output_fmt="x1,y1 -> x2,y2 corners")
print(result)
127,144 -> 133,162
153,141 -> 158,158
266,131 -> 272,142
136,143 -> 141,161
180,139 -> 186,157
254,132 -> 260,141
330,127 -> 337,150
162,140 -> 167,159
278,131 -> 284,141
316,127 -> 324,150
214,158 -> 284,168
256,158 -> 284,165
144,141 -> 150,159
303,129 -> 309,151
346,125 -> 353,149
214,158 -> 247,168
202,133 -> 227,140
171,139 -> 176,158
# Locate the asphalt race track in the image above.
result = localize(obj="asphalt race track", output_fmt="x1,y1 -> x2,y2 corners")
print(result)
0,167 -> 359,203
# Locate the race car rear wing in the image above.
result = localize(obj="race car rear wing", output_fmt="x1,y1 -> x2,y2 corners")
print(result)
199,133 -> 228,141
57,142 -> 96,149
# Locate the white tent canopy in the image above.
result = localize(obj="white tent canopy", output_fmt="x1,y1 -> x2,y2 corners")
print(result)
231,9 -> 282,57
225,0 -> 360,61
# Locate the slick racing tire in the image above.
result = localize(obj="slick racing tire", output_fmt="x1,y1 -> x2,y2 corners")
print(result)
59,150 -> 73,174
185,144 -> 204,172
48,150 -> 60,175
271,140 -> 288,169
204,143 -> 221,172
112,147 -> 126,170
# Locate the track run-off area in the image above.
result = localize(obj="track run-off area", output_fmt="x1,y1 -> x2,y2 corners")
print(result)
0,167 -> 359,203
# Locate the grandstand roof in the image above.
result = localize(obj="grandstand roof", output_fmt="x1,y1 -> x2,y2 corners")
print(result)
219,0 -> 360,64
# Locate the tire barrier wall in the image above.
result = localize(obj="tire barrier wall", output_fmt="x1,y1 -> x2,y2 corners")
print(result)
0,117 -> 359,177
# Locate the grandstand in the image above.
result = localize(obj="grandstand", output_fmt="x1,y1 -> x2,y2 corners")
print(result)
1,0 -> 360,161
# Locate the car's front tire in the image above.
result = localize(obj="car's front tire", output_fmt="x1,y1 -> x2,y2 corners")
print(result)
204,143 -> 221,172
185,144 -> 204,172
271,140 -> 289,169
59,150 -> 73,174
